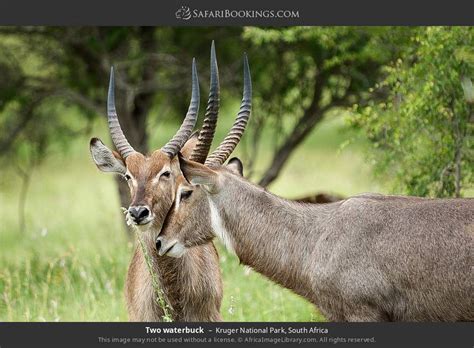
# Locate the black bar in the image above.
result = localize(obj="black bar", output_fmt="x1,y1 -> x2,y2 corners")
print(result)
0,322 -> 472,348
0,0 -> 472,25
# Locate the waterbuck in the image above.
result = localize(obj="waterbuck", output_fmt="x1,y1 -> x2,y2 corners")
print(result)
89,44 -> 246,321
157,145 -> 474,320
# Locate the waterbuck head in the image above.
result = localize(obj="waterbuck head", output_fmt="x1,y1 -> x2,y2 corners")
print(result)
89,44 -> 222,237
156,54 -> 251,257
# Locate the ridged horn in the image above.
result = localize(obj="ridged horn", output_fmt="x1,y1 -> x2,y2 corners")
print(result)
205,54 -> 251,167
161,58 -> 200,158
189,41 -> 220,163
107,67 -> 136,159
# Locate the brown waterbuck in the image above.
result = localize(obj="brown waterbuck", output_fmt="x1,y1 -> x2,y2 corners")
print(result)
89,43 -> 248,321
157,132 -> 474,320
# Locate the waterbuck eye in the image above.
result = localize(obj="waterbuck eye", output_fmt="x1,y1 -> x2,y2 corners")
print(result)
161,171 -> 171,179
124,174 -> 131,181
180,190 -> 193,201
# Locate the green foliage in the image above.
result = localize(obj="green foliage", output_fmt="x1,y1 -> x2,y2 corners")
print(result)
350,27 -> 474,197
0,31 -> 93,171
237,27 -> 416,185
1,27 -> 401,189
0,27 -> 247,164
242,27 -> 396,141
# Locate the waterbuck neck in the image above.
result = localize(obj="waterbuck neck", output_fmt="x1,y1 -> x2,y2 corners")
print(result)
210,175 -> 339,298
130,224 -> 223,321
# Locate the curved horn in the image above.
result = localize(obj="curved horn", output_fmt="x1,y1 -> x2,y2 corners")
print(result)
161,58 -> 200,158
205,54 -> 251,167
189,41 -> 220,163
107,67 -> 136,159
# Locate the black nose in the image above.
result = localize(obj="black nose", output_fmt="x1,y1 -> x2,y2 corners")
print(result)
155,237 -> 162,252
129,206 -> 150,224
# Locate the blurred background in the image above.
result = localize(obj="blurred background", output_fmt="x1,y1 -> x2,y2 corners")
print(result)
0,26 -> 472,321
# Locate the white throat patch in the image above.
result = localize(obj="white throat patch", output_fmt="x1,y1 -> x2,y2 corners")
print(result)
208,197 -> 234,253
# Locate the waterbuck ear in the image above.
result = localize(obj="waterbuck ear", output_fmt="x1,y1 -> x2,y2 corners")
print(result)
178,152 -> 219,191
226,157 -> 243,176
89,137 -> 126,174
180,130 -> 199,159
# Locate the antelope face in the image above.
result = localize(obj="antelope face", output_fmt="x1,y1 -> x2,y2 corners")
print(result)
156,177 -> 212,257
121,151 -> 175,228
89,137 -> 198,233
157,157 -> 243,257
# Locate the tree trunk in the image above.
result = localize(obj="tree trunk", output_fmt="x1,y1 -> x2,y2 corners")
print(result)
258,73 -> 328,188
258,109 -> 325,188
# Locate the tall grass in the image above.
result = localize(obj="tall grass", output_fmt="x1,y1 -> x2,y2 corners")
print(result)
0,110 -> 383,321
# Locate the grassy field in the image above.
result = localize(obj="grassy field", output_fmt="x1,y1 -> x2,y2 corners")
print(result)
0,109 -> 385,322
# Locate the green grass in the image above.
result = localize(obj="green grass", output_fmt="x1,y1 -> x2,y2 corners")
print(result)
0,111 -> 384,322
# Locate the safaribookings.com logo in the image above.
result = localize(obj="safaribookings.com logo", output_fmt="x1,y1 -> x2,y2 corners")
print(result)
175,6 -> 299,21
